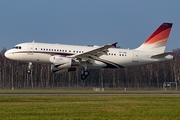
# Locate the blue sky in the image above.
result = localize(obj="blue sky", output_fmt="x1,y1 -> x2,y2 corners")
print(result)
0,0 -> 180,51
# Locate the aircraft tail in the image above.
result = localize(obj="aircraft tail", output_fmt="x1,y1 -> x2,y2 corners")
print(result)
135,23 -> 173,52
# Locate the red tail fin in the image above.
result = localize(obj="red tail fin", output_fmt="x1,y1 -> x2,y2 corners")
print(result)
136,23 -> 173,52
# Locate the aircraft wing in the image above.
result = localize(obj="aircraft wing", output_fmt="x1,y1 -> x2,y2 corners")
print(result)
69,42 -> 118,62
150,52 -> 173,59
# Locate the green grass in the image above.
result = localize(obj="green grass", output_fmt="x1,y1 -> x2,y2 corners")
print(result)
0,95 -> 180,120
0,88 -> 179,93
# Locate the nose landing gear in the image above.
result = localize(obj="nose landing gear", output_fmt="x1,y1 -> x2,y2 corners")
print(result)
27,62 -> 32,74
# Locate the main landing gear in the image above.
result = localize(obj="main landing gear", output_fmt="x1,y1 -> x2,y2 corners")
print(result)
80,63 -> 89,80
81,70 -> 89,80
27,62 -> 32,74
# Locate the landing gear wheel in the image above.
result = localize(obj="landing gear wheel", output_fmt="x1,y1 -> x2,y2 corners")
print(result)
81,70 -> 89,80
81,74 -> 87,80
27,70 -> 31,74
83,70 -> 89,76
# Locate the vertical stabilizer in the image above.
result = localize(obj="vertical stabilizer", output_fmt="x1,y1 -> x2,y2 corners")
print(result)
136,23 -> 173,52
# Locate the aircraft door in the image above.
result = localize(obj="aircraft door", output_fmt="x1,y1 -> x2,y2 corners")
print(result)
132,51 -> 138,62
27,43 -> 34,55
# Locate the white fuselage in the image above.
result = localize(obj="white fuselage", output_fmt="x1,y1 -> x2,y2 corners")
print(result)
4,42 -> 173,69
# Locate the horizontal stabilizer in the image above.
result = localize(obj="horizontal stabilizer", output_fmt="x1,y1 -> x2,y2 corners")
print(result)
150,52 -> 173,59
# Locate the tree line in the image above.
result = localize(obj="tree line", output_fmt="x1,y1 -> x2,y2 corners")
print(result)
0,48 -> 180,89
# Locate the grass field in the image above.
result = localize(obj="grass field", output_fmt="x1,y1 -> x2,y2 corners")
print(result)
0,93 -> 180,120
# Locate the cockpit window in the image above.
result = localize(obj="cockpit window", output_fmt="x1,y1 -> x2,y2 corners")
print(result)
13,46 -> 21,49
13,46 -> 18,49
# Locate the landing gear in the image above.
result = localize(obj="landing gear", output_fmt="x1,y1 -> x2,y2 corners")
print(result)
27,62 -> 32,74
81,70 -> 89,80
27,70 -> 31,74
80,63 -> 89,80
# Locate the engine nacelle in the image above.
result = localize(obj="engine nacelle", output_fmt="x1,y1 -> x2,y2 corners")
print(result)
49,56 -> 79,69
50,56 -> 78,74
51,64 -> 76,74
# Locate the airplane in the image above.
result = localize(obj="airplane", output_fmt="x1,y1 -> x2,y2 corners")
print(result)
5,22 -> 174,80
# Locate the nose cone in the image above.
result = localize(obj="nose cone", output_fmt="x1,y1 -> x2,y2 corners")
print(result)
4,51 -> 8,58
4,50 -> 11,59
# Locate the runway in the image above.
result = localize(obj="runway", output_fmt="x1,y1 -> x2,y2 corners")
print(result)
0,91 -> 180,95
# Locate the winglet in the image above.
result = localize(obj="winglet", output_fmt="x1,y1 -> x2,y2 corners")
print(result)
112,42 -> 118,48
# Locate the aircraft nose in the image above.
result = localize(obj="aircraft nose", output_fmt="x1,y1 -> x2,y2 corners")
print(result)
4,50 -> 12,59
4,51 -> 9,58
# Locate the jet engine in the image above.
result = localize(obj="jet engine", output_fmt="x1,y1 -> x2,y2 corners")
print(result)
51,64 -> 76,73
49,56 -> 79,73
